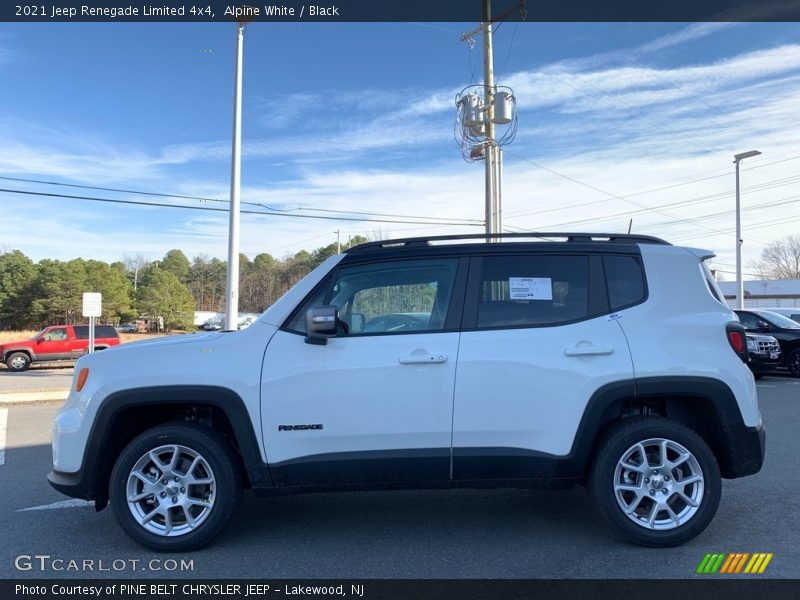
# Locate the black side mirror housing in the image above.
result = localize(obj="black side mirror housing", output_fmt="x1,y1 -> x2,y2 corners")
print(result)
305,306 -> 338,345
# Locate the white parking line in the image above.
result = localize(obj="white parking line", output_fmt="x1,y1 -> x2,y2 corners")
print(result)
17,499 -> 94,511
0,408 -> 7,466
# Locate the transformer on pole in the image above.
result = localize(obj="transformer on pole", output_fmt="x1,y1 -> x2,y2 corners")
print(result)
457,0 -> 525,238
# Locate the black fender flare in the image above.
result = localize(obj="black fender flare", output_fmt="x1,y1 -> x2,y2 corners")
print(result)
567,376 -> 762,479
51,385 -> 273,509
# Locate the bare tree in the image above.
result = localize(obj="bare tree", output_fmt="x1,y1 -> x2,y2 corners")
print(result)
750,235 -> 800,279
122,254 -> 151,292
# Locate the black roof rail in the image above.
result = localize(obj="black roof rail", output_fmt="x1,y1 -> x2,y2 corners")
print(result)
346,232 -> 671,252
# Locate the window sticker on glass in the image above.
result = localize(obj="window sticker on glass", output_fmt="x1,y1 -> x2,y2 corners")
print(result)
509,277 -> 552,300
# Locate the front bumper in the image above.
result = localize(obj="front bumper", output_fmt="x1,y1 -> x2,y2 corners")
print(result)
724,421 -> 766,478
747,352 -> 781,374
47,469 -> 94,500
48,468 -> 108,510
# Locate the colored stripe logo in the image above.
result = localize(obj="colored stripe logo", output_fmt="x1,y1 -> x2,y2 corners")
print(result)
696,553 -> 773,574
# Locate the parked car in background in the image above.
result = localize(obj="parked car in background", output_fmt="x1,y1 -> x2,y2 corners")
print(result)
237,317 -> 256,330
1,325 -> 121,372
202,319 -> 222,331
735,309 -> 800,376
116,323 -> 139,333
745,333 -> 781,378
757,307 -> 800,324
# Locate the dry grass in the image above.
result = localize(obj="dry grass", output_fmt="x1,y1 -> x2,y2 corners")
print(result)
0,330 -> 38,343
0,330 -> 172,344
119,332 -> 173,343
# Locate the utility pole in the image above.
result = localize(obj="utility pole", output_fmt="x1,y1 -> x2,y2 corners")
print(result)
336,229 -> 341,254
458,1 -> 524,238
225,21 -> 245,331
483,0 -> 496,237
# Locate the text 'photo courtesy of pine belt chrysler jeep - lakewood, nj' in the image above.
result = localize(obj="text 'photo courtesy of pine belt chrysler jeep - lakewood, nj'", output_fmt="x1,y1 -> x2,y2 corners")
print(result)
48,233 -> 765,552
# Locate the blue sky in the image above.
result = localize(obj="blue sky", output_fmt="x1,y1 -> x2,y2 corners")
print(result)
2,22 -> 800,279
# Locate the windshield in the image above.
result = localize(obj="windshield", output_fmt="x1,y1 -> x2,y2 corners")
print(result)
759,311 -> 800,329
32,328 -> 46,339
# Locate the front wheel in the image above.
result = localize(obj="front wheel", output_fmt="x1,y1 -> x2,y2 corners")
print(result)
588,416 -> 721,547
786,349 -> 800,377
110,423 -> 242,552
5,352 -> 31,372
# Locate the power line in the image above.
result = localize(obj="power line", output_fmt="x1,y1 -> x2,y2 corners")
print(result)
506,182 -> 800,238
0,175 -> 483,225
266,232 -> 336,253
501,151 -> 800,244
503,152 -> 800,220
0,187 -> 484,228
500,151 -> 748,239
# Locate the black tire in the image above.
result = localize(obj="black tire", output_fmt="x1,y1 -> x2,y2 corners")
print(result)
786,349 -> 800,378
753,373 -> 765,380
5,352 -> 31,372
109,422 -> 243,552
588,416 -> 721,547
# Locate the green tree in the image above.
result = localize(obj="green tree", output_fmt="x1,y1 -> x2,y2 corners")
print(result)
160,249 -> 191,284
84,260 -> 134,322
0,250 -> 38,328
136,269 -> 195,331
30,259 -> 88,325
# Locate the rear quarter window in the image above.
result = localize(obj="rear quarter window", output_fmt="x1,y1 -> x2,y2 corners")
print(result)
74,325 -> 119,339
700,262 -> 726,305
604,255 -> 646,311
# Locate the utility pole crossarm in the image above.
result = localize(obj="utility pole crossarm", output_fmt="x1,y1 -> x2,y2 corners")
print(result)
459,0 -> 527,42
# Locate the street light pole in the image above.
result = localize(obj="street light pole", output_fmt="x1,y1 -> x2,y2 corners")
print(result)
733,150 -> 761,310
225,21 -> 245,331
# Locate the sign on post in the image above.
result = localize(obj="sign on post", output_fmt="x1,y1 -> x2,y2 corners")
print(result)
82,293 -> 102,354
82,293 -> 102,317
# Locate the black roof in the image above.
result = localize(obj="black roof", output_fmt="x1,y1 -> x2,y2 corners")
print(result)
347,232 -> 670,255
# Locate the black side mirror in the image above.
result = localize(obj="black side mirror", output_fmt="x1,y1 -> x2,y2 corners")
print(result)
305,306 -> 338,345
757,320 -> 770,331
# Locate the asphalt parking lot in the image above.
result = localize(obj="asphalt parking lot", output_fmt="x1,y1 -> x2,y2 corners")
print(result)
0,366 -> 74,393
0,374 -> 797,580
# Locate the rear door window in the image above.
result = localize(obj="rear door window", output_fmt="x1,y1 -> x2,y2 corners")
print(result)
472,255 -> 592,328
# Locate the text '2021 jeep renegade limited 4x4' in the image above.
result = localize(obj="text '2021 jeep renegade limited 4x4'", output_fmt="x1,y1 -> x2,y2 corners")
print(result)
49,233 -> 764,551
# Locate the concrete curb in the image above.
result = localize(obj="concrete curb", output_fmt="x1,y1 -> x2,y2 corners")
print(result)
0,389 -> 69,405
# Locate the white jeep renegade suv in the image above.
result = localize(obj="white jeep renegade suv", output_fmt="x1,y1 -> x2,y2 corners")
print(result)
49,233 -> 765,551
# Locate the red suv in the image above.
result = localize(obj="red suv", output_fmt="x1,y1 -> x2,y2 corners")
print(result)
0,325 -> 121,372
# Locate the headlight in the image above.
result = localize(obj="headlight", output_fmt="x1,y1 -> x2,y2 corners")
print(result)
746,338 -> 757,351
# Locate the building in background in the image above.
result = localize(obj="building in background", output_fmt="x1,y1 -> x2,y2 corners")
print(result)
718,280 -> 800,309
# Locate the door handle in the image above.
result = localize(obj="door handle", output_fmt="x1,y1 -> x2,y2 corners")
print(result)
564,344 -> 613,357
398,353 -> 448,365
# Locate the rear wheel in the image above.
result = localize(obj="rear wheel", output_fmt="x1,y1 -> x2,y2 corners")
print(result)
110,422 -> 242,552
5,352 -> 31,372
588,416 -> 720,547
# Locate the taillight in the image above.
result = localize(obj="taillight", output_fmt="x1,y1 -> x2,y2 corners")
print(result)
728,330 -> 744,353
725,322 -> 748,363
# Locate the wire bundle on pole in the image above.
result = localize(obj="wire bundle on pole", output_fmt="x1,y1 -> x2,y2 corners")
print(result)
454,84 -> 517,163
